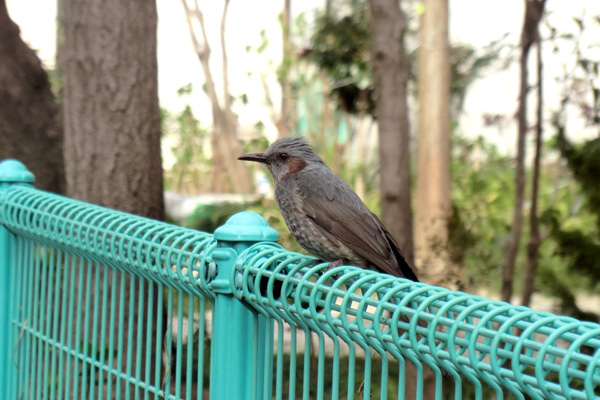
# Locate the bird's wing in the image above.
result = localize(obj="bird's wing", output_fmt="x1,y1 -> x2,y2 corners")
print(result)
296,171 -> 418,280
370,213 -> 419,281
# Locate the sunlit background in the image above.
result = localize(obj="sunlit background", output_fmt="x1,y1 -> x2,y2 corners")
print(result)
4,0 -> 600,317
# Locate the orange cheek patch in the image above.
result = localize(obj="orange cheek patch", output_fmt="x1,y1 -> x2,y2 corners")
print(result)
282,157 -> 307,180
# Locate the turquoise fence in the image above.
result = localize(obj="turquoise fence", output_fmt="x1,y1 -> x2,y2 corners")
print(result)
0,159 -> 599,400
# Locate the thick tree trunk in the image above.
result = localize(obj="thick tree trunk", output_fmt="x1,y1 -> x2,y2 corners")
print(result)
411,0 -> 452,394
0,0 -> 64,193
369,0 -> 415,268
55,0 -> 65,97
63,1 -> 164,218
522,3 -> 546,307
370,0 -> 433,396
415,0 -> 454,287
501,0 -> 545,303
63,0 -> 165,397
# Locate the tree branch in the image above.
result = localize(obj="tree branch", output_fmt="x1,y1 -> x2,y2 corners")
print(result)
522,22 -> 544,307
220,0 -> 232,112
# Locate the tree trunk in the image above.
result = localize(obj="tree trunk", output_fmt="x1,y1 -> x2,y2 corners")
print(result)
63,2 -> 164,218
522,2 -> 546,307
369,0 -> 415,268
411,0 -> 452,394
501,0 -> 545,303
181,0 -> 253,194
55,0 -> 65,98
63,0 -> 164,397
0,0 -> 65,193
370,0 -> 430,396
415,0 -> 454,287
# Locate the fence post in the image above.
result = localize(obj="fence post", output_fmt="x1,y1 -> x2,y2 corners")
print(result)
0,160 -> 35,399
209,211 -> 279,400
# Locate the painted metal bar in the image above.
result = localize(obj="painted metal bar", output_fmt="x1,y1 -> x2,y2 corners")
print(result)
153,283 -> 164,400
125,275 -> 136,399
196,297 -> 205,400
23,241 -> 38,398
114,270 -> 126,399
14,235 -> 29,398
134,278 -> 145,400
164,286 -> 174,397
80,258 -> 93,399
49,247 -> 64,400
208,211 -> 279,400
143,280 -> 154,400
41,247 -> 57,400
185,292 -> 194,400
89,260 -> 102,400
0,160 -> 34,399
62,251 -> 78,398
0,222 -> 14,399
72,257 -> 86,400
105,267 -> 118,397
34,242 -> 50,400
96,262 -> 110,398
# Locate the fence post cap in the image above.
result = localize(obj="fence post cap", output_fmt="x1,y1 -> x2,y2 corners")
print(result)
214,211 -> 279,242
0,159 -> 34,183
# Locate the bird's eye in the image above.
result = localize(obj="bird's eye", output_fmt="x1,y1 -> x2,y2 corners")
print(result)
278,153 -> 289,160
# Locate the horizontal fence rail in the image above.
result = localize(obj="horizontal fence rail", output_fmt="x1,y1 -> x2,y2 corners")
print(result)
234,242 -> 600,399
0,180 -> 217,399
0,160 -> 599,400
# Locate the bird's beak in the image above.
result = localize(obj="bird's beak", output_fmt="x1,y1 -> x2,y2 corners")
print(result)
238,153 -> 268,164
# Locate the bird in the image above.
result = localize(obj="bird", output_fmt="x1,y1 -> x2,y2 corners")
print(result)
238,136 -> 419,282
238,138 -> 451,380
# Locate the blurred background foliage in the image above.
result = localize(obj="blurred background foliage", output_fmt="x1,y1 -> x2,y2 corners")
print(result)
156,0 -> 600,321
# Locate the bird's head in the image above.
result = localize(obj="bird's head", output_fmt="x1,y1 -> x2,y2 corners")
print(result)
238,137 -> 325,183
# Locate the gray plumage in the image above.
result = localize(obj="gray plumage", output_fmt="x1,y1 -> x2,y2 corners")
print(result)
239,137 -> 418,281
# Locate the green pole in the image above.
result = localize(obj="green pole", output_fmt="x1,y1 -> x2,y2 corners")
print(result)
0,160 -> 35,399
209,211 -> 279,400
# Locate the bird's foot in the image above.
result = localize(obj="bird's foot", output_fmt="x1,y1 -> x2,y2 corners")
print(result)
313,259 -> 345,279
326,258 -> 346,270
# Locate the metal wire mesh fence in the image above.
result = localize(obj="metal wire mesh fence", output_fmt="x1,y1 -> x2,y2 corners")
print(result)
0,159 -> 599,400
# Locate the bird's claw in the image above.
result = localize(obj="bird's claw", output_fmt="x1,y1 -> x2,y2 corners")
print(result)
327,259 -> 346,270
322,259 -> 346,279
312,259 -> 345,279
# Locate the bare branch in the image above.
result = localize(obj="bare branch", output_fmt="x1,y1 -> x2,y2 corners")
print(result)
522,25 -> 544,307
179,0 -> 252,193
180,0 -> 208,59
501,0 -> 546,302
181,0 -> 221,117
220,0 -> 232,112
